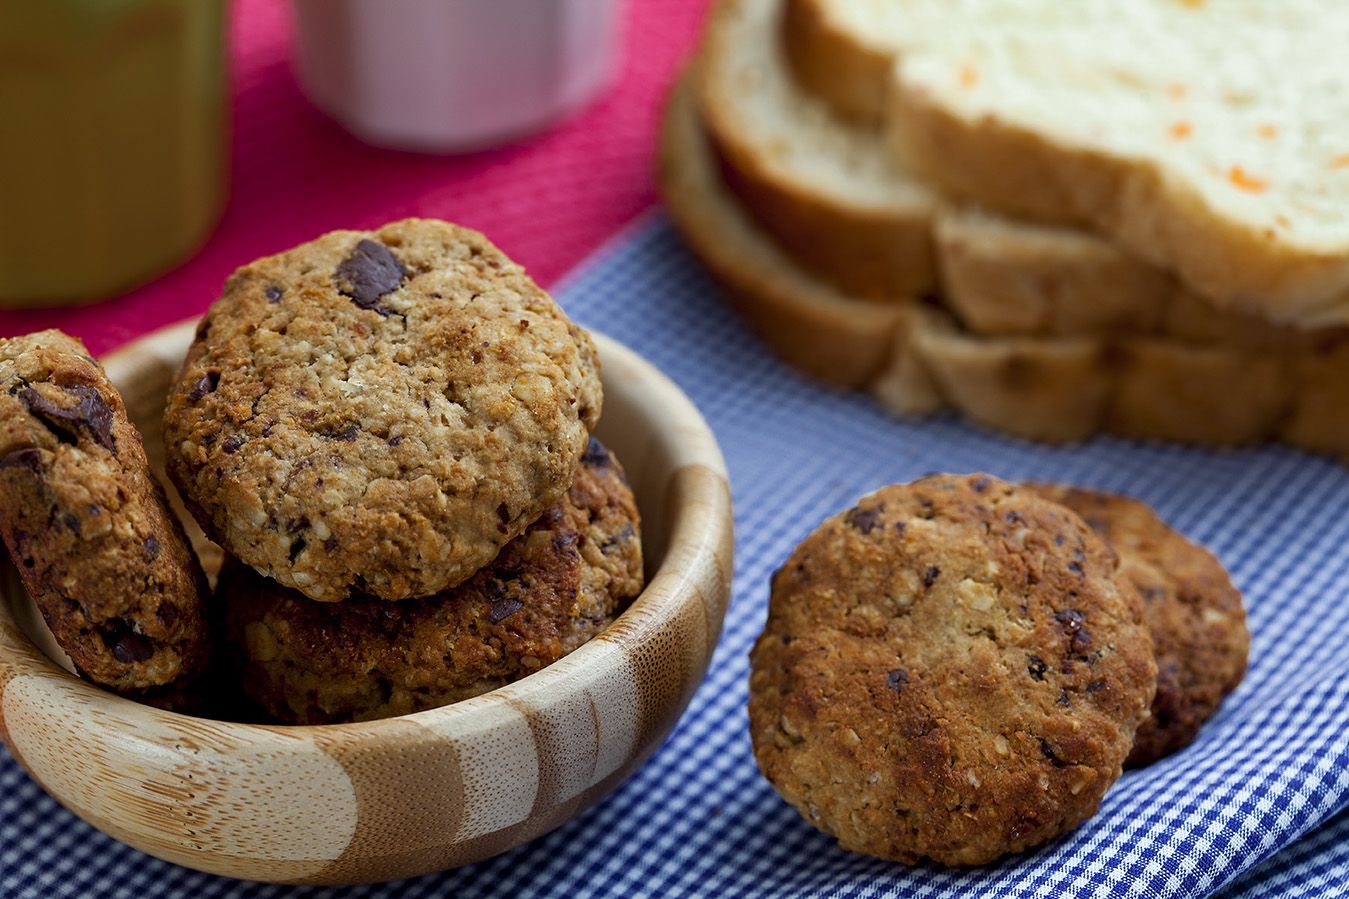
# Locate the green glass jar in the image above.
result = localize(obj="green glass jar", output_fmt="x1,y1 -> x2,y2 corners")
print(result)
0,0 -> 227,306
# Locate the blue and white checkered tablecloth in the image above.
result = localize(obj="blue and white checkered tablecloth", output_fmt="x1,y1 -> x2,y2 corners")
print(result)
3,216 -> 1349,899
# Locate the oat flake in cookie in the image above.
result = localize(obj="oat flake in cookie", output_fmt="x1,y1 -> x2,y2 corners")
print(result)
222,438 -> 643,724
163,219 -> 602,602
0,330 -> 212,694
749,474 -> 1157,867
1028,484 -> 1249,768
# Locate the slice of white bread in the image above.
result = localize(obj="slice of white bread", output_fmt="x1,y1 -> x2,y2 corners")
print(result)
786,0 -> 1349,327
661,68 -> 1349,457
660,69 -> 937,396
695,0 -> 937,298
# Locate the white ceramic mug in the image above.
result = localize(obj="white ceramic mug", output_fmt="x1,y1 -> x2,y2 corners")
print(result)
292,0 -> 623,152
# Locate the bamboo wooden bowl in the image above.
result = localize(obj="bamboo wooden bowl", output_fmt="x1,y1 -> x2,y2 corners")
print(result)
0,320 -> 733,885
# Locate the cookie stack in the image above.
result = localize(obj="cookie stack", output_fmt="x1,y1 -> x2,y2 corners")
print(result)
160,218 -> 644,724
660,0 -> 1349,457
0,219 -> 644,724
750,474 -> 1248,866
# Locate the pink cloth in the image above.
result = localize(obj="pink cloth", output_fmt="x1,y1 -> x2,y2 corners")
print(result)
0,0 -> 707,355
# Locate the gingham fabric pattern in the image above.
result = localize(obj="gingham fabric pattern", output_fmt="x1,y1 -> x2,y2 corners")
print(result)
3,216 -> 1349,899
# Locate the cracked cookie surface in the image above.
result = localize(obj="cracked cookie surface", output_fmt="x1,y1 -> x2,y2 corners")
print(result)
0,330 -> 212,694
749,473 -> 1156,866
221,439 -> 643,724
163,219 -> 602,601
1028,484 -> 1248,767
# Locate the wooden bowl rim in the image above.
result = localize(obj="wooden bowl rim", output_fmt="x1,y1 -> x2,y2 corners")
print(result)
0,320 -> 731,751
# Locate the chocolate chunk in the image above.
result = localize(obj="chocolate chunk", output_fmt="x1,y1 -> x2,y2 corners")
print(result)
188,371 -> 221,402
0,447 -> 42,474
221,435 -> 245,454
157,602 -> 179,628
922,566 -> 941,588
61,512 -> 79,531
1086,679 -> 1107,694
1054,609 -> 1085,632
1067,561 -> 1084,576
101,619 -> 154,664
323,537 -> 339,553
845,504 -> 883,535
289,536 -> 307,562
1005,510 -> 1024,525
598,523 -> 634,552
20,385 -> 116,453
885,668 -> 910,691
387,435 -> 403,447
113,633 -> 154,664
971,476 -> 991,493
1027,655 -> 1048,681
1008,812 -> 1041,841
336,239 -> 406,315
580,436 -> 611,468
552,532 -> 580,553
265,285 -> 284,302
1039,738 -> 1067,768
536,505 -> 565,529
489,597 -> 525,623
322,423 -> 360,441
1054,609 -> 1093,653
1057,689 -> 1071,706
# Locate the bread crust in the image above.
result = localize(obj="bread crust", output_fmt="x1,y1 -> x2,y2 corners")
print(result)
780,0 -> 890,125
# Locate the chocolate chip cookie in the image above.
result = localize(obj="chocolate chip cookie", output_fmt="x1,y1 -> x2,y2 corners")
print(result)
1027,484 -> 1249,767
163,218 -> 602,602
222,438 -> 642,724
749,474 -> 1157,867
0,330 -> 212,693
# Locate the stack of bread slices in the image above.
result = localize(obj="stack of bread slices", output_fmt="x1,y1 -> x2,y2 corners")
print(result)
659,0 -> 1349,456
